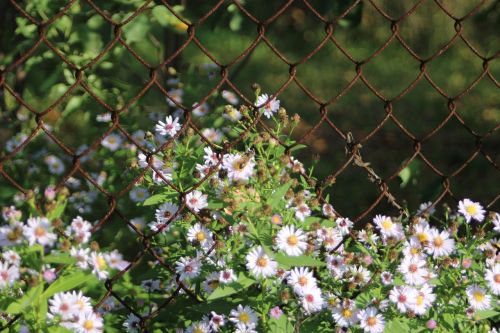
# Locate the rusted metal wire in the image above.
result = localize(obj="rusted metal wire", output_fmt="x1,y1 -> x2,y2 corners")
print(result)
0,0 -> 498,331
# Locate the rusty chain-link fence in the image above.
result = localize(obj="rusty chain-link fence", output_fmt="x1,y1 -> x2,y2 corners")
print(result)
0,0 -> 499,331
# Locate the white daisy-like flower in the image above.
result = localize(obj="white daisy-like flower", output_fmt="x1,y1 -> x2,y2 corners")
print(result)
123,313 -> 140,332
70,247 -> 91,269
326,254 -> 346,278
357,307 -> 385,333
294,203 -> 311,222
155,202 -> 180,225
2,250 -> 21,266
485,264 -> 500,295
193,102 -> 210,117
185,190 -> 208,213
23,217 -> 57,247
229,304 -> 258,327
412,222 -> 432,246
409,284 -> 435,315
335,217 -> 353,236
90,252 -> 109,280
426,229 -> 455,258
221,90 -> 239,105
417,201 -> 435,215
322,203 -> 336,218
202,128 -> 223,143
287,267 -> 317,295
398,256 -> 428,286
45,155 -> 65,175
287,156 -> 305,173
380,271 -> 393,286
373,215 -> 402,238
458,199 -> 485,223
187,223 -> 213,246
276,225 -> 308,257
186,321 -> 210,333
0,262 -> 20,289
104,250 -> 129,271
101,133 -> 123,151
49,292 -> 79,320
466,285 -> 491,310
202,272 -> 221,294
492,213 -> 500,233
219,268 -> 237,284
73,311 -> 103,333
349,265 -> 371,285
320,228 -> 343,251
166,88 -> 183,107
137,153 -> 163,169
129,187 -> 150,203
203,147 -> 221,166
402,239 -> 424,259
223,105 -> 242,122
245,246 -> 277,278
208,311 -> 225,331
155,115 -> 181,138
389,286 -> 416,313
300,285 -> 324,314
175,256 -> 201,281
222,153 -> 255,182
332,299 -> 359,327
256,93 -> 280,118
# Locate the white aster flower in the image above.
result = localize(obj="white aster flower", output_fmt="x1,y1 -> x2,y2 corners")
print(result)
229,304 -> 258,327
485,264 -> 500,295
129,187 -> 150,203
349,265 -> 371,285
300,285 -> 324,314
221,90 -> 239,105
73,311 -> 103,333
104,250 -> 129,270
2,250 -> 21,266
175,257 -> 201,281
287,267 -> 317,295
101,133 -> 123,151
466,285 -> 491,310
409,284 -> 435,315
193,102 -> 210,117
276,225 -> 308,257
335,217 -> 353,236
398,256 -> 428,286
70,247 -> 91,269
186,321 -> 210,333
123,313 -> 140,332
23,217 -> 57,247
185,190 -> 208,213
389,286 -> 416,313
203,147 -> 221,166
166,88 -> 183,107
222,153 -> 255,182
155,202 -> 180,225
187,223 -> 213,246
202,128 -> 223,143
0,262 -> 20,289
358,307 -> 385,333
458,199 -> 485,223
155,115 -> 181,137
426,229 -> 455,258
49,292 -> 79,320
256,93 -> 280,118
332,299 -> 359,327
373,215 -> 402,238
45,155 -> 65,175
90,252 -> 109,280
380,271 -> 393,286
294,203 -> 311,222
245,246 -> 277,278
219,268 -> 237,284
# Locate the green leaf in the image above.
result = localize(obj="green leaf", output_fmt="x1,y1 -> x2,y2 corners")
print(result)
6,282 -> 44,314
275,253 -> 325,269
268,181 -> 292,209
269,314 -> 294,333
42,271 -> 94,299
207,273 -> 255,301
47,200 -> 67,220
208,200 -> 224,209
476,309 -> 500,320
141,193 -> 167,206
384,318 -> 411,333
43,252 -> 76,265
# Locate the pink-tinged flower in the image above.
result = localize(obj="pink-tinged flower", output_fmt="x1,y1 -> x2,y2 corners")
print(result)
0,262 -> 20,289
185,190 -> 208,213
23,217 -> 57,247
155,115 -> 181,138
269,306 -> 283,319
256,93 -> 280,118
426,319 -> 437,330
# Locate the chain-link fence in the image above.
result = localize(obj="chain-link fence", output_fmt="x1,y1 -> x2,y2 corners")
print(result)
0,0 -> 499,331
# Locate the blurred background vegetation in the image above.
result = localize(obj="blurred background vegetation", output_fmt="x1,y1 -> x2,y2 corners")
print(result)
0,0 -> 499,221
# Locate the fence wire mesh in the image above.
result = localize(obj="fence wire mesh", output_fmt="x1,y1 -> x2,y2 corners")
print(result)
0,0 -> 499,331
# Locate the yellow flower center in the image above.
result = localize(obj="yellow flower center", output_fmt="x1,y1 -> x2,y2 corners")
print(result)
232,159 -> 246,171
238,312 -> 250,323
342,308 -> 353,318
473,291 -> 484,302
287,235 -> 298,246
256,257 -> 268,267
417,233 -> 428,243
466,205 -> 477,215
196,231 -> 205,241
83,320 -> 94,330
298,276 -> 308,286
416,294 -> 424,306
208,280 -> 219,290
193,327 -> 203,333
34,226 -> 46,237
96,256 -> 107,269
381,219 -> 393,230
366,316 -> 377,326
410,247 -> 419,255
494,274 -> 500,283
